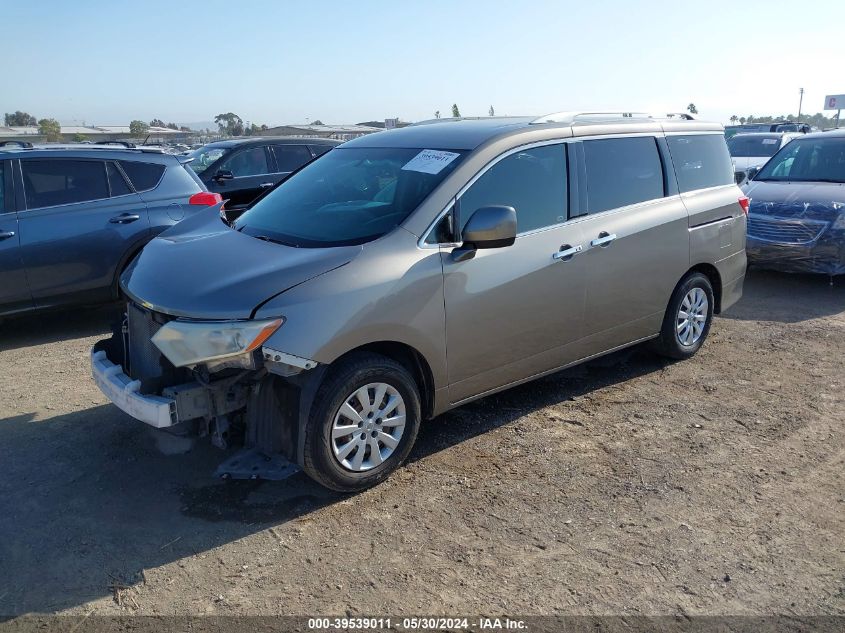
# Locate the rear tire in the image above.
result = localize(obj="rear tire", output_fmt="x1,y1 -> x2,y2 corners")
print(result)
651,272 -> 714,360
302,352 -> 421,492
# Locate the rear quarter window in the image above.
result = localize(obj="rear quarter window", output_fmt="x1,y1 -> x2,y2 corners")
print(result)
667,134 -> 734,192
118,160 -> 166,192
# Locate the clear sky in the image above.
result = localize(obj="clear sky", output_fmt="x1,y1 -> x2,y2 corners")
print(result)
4,0 -> 843,127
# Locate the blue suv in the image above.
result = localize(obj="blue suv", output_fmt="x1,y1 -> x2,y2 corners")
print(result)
0,143 -> 221,317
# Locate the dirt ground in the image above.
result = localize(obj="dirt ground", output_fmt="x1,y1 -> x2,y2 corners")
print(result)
0,269 -> 843,618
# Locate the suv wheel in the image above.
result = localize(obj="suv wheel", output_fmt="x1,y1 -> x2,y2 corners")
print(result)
302,352 -> 421,492
651,272 -> 715,360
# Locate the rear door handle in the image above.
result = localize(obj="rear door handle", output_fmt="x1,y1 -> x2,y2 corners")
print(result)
259,182 -> 274,188
553,244 -> 582,261
0,231 -> 15,240
109,213 -> 140,224
590,232 -> 617,247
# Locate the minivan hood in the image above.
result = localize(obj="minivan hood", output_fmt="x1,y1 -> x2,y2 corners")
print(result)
122,206 -> 361,319
743,180 -> 845,221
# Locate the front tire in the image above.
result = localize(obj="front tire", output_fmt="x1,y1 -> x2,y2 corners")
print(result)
651,272 -> 715,360
302,352 -> 421,492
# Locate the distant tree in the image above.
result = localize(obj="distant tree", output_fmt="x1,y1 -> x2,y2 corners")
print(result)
260,124 -> 268,131
166,122 -> 178,130
72,133 -> 88,142
149,118 -> 166,127
311,119 -> 324,126
451,104 -> 461,118
746,115 -> 755,123
38,118 -> 62,142
739,117 -> 746,124
687,103 -> 698,115
488,105 -> 495,117
730,115 -> 738,124
434,110 -> 441,119
129,120 -> 149,137
5,111 -> 37,126
214,112 -> 244,136
179,126 -> 191,132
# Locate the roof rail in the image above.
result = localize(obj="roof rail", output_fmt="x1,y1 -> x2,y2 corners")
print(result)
664,112 -> 695,120
96,140 -> 136,148
0,140 -> 33,148
530,111 -> 653,125
31,143 -> 165,153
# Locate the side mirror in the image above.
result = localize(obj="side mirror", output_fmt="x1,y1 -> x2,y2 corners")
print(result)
452,205 -> 517,262
213,169 -> 234,182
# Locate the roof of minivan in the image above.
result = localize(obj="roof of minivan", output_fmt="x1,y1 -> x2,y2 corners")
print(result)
343,116 -> 722,150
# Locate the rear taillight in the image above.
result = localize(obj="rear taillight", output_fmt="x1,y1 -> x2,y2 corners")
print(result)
189,192 -> 223,206
738,196 -> 749,215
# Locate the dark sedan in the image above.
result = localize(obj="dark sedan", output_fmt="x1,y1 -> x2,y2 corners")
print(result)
188,137 -> 341,212
743,131 -> 845,275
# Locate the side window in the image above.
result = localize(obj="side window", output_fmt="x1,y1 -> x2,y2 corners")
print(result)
666,134 -> 734,193
21,159 -> 109,209
219,147 -> 270,177
459,144 -> 567,234
107,162 -> 133,197
118,161 -> 165,192
582,137 -> 664,214
272,145 -> 313,172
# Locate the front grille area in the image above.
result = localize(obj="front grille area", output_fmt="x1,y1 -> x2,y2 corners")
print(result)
747,214 -> 827,245
127,303 -> 164,381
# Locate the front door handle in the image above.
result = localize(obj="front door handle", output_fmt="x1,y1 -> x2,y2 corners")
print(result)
109,213 -> 141,224
259,182 -> 274,188
590,232 -> 617,247
0,231 -> 15,240
553,244 -> 582,261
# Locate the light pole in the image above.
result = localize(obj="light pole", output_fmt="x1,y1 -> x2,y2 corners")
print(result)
797,88 -> 804,122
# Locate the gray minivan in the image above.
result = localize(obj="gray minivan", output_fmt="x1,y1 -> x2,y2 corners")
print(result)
92,112 -> 747,491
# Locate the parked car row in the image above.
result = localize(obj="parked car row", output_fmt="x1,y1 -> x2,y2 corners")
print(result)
89,112 -> 748,491
188,137 -> 340,213
742,130 -> 845,275
0,137 -> 337,319
727,132 -> 802,185
0,145 -> 221,317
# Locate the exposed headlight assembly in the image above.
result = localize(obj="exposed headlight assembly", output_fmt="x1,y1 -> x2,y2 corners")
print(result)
151,318 -> 283,368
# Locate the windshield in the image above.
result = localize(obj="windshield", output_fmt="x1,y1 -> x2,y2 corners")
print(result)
727,135 -> 782,158
233,147 -> 466,247
188,145 -> 229,174
755,136 -> 845,183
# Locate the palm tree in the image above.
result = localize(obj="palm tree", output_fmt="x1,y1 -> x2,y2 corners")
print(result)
730,115 -> 738,124
687,103 -> 699,115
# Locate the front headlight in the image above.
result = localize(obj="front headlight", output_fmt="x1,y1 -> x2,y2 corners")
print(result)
151,318 -> 283,367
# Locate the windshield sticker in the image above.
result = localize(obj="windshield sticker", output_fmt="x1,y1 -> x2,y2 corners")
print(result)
402,149 -> 460,175
762,139 -> 778,144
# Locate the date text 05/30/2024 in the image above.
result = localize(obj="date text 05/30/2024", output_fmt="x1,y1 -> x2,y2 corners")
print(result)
307,617 -> 527,630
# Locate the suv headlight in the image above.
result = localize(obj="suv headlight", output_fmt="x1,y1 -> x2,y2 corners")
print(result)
151,318 -> 283,367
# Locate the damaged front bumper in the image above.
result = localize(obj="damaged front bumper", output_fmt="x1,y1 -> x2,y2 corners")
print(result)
91,347 -> 251,430
91,349 -> 178,428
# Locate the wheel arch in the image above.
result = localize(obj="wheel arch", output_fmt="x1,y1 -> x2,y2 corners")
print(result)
687,262 -> 722,313
333,341 -> 436,421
